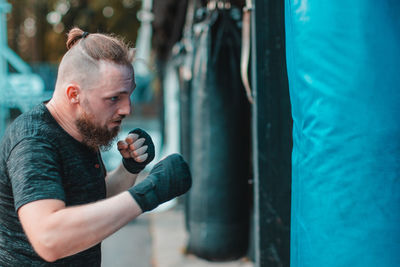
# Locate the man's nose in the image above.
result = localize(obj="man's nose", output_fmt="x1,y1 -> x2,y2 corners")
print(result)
118,98 -> 132,116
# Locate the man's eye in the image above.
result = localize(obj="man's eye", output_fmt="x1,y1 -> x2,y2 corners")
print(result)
110,96 -> 119,101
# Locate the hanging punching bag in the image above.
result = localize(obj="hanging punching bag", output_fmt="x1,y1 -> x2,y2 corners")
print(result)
286,1 -> 400,266
186,6 -> 251,260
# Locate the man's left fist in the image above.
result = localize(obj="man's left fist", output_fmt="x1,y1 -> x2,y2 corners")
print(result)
117,128 -> 155,174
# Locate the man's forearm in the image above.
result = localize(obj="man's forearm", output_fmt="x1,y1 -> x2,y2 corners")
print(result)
19,153 -> 191,262
105,163 -> 139,197
18,192 -> 142,262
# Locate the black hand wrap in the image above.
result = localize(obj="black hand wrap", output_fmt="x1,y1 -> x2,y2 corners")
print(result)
122,128 -> 155,174
128,153 -> 192,212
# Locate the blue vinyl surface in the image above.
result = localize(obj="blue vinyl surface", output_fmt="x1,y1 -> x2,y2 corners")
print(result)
285,1 -> 400,266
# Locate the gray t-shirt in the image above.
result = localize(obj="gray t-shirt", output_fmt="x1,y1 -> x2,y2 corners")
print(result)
0,103 -> 107,266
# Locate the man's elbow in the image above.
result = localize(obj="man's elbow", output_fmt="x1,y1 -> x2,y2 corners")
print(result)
32,234 -> 63,262
34,247 -> 60,262
38,252 -> 59,263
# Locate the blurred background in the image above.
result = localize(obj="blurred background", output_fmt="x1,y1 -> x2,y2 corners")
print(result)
0,0 -> 291,266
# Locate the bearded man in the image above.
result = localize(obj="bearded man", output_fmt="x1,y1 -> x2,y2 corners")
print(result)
0,27 -> 191,265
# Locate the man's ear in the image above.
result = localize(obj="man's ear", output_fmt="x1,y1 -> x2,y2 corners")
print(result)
66,84 -> 81,104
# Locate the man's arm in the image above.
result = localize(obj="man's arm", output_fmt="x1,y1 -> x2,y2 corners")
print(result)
18,192 -> 142,262
105,163 -> 138,197
18,153 -> 191,263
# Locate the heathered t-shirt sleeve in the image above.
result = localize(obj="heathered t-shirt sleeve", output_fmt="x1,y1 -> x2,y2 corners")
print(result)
7,137 -> 66,211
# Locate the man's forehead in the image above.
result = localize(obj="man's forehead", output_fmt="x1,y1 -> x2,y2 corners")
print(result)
95,61 -> 135,90
98,60 -> 133,74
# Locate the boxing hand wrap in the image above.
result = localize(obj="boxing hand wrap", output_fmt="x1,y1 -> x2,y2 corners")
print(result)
128,154 -> 192,212
122,128 -> 155,174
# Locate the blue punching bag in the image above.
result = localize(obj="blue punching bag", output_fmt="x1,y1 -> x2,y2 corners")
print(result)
285,1 -> 400,266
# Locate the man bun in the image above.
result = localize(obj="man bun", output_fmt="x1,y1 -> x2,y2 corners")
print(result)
66,27 -> 87,50
64,26 -> 134,65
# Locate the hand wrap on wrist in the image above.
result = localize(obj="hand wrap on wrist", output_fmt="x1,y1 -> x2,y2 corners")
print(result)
128,153 -> 192,212
122,128 -> 155,174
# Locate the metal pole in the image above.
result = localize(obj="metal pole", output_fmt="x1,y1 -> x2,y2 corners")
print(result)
0,0 -> 11,137
252,0 -> 291,266
135,0 -> 153,72
0,0 -> 11,82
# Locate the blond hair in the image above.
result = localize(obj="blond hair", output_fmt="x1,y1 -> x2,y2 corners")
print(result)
55,27 -> 135,91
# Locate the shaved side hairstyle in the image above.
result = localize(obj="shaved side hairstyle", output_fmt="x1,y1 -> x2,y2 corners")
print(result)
56,27 -> 135,91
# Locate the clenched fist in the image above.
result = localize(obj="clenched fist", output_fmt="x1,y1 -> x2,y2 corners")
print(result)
117,128 -> 155,174
128,153 -> 192,212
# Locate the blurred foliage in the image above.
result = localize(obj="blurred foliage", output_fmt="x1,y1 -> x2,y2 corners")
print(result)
6,0 -> 142,63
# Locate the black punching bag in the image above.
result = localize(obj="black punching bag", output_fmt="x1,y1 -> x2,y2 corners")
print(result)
187,6 -> 251,260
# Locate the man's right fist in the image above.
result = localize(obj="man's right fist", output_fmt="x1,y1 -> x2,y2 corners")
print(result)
128,153 -> 192,212
120,128 -> 155,174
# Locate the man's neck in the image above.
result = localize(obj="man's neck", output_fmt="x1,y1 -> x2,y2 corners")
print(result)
45,99 -> 83,143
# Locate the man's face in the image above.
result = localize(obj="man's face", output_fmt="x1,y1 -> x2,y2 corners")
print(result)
75,62 -> 135,150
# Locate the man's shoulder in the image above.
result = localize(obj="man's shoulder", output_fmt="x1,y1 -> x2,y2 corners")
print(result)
1,104 -> 61,153
17,103 -> 59,132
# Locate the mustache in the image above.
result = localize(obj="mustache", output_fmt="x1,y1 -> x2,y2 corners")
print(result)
112,115 -> 126,122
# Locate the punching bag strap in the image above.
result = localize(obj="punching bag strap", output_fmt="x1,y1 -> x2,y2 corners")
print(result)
241,0 -> 254,104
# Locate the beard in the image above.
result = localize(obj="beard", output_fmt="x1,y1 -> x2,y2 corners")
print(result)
75,112 -> 120,151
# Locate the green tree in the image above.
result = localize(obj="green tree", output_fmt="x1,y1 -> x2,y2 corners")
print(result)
7,0 -> 141,63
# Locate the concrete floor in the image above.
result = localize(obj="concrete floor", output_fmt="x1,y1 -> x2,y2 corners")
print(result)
102,207 -> 254,267
102,215 -> 152,267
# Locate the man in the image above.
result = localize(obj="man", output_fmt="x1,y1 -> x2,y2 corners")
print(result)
0,27 -> 191,265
